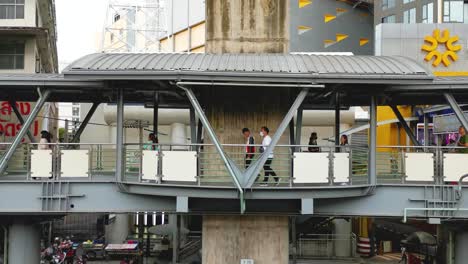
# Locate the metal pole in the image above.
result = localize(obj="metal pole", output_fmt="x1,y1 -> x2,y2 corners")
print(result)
424,114 -> 430,151
190,106 -> 197,150
389,104 -> 421,146
153,93 -> 159,135
289,119 -> 295,153
172,214 -> 180,264
369,95 -> 377,185
70,102 -> 99,143
9,101 -> 35,143
64,119 -> 69,143
295,107 -> 303,152
444,93 -> 468,132
196,119 -> 202,144
335,92 -> 341,152
0,89 -> 51,175
116,87 -> 125,182
291,217 -> 297,264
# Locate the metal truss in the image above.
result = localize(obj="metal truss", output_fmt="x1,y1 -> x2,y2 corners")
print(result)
177,82 -> 320,212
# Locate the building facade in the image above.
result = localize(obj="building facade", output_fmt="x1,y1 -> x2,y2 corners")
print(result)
0,0 -> 58,142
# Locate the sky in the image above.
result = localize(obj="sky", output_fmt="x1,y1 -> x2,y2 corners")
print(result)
55,0 -> 108,71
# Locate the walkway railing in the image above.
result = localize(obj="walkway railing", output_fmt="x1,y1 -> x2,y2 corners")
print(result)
0,143 -> 467,187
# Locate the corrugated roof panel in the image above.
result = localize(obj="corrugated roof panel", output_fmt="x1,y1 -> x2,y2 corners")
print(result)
337,56 -> 358,74
62,53 -> 431,80
351,56 -> 372,73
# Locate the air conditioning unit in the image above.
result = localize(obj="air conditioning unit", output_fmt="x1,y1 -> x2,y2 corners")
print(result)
240,259 -> 254,264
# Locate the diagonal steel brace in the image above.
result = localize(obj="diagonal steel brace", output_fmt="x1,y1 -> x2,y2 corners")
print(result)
243,87 -> 311,188
0,89 -> 52,175
9,100 -> 36,143
177,84 -> 246,212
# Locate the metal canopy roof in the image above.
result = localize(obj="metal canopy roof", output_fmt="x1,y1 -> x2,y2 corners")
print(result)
62,53 -> 432,83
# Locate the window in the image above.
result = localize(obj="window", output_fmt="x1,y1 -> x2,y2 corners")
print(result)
382,0 -> 395,10
0,42 -> 25,69
403,8 -> 416,23
0,0 -> 25,19
444,0 -> 464,22
113,14 -> 120,22
422,3 -> 434,23
403,0 -> 415,3
382,15 -> 396,23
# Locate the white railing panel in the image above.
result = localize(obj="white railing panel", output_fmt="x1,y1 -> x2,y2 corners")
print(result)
162,151 -> 197,182
443,153 -> 468,182
333,153 -> 350,183
294,152 -> 329,184
405,153 -> 434,181
142,150 -> 159,180
61,150 -> 89,178
31,150 -> 52,178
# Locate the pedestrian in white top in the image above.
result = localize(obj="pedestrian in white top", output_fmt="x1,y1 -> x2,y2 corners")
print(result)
260,126 -> 278,186
39,130 -> 51,150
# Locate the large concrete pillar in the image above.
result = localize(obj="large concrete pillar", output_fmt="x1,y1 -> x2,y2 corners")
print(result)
206,0 -> 289,53
8,223 -> 41,264
202,1 -> 291,263
203,216 -> 289,264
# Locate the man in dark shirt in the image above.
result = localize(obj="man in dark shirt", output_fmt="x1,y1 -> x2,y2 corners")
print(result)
458,126 -> 468,153
242,128 -> 255,168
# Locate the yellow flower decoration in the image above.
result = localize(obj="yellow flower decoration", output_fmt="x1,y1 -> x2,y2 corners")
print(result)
421,29 -> 461,67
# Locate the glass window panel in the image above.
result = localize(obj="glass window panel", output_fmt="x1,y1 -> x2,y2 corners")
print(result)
0,6 -> 6,19
450,1 -> 464,22
428,3 -> 433,23
15,55 -> 24,69
16,0 -> 24,4
410,8 -> 416,23
0,56 -> 14,69
444,1 -> 450,15
15,4 -> 23,18
5,5 -> 14,19
0,0 -> 15,3
404,10 -> 409,23
464,3 -> 468,23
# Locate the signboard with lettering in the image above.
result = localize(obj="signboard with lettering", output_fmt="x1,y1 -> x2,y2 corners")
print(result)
0,101 -> 44,142
433,113 -> 468,134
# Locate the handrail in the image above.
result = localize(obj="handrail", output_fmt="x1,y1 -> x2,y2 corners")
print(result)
2,142 -> 468,150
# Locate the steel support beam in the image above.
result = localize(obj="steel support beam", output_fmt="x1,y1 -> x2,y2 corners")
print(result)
70,102 -> 99,143
289,119 -> 295,153
424,114 -> 430,149
190,106 -> 197,151
335,92 -> 341,151
153,92 -> 159,135
177,84 -> 246,213
244,88 -> 311,188
295,107 -> 303,152
0,89 -> 51,175
444,93 -> 468,132
390,104 -> 421,146
9,100 -> 36,143
116,88 -> 125,183
368,95 -> 377,186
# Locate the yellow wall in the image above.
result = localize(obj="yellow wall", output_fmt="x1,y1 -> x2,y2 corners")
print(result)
377,106 -> 413,148
159,22 -> 206,52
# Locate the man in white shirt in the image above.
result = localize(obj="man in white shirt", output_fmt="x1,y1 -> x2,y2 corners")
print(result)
260,126 -> 278,186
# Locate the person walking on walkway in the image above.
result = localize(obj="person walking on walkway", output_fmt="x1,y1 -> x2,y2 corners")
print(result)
260,126 -> 278,186
457,126 -> 468,153
242,128 -> 255,168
